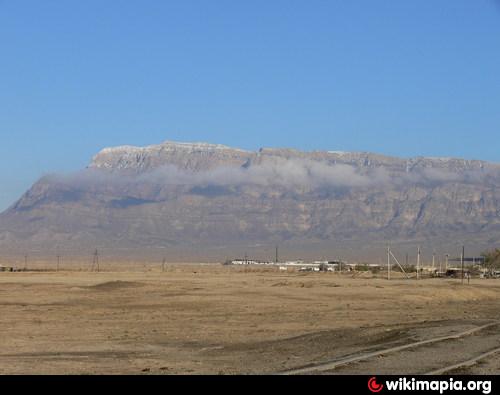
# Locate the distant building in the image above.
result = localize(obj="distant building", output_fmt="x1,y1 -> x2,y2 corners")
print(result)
230,259 -> 274,265
227,258 -> 347,271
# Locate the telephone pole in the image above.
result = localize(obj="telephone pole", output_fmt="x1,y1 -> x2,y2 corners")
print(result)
275,245 -> 279,264
387,245 -> 391,280
461,246 -> 465,285
417,246 -> 421,280
92,249 -> 99,272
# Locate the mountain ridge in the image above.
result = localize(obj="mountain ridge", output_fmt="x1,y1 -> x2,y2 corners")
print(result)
89,140 -> 496,172
1,140 -> 499,260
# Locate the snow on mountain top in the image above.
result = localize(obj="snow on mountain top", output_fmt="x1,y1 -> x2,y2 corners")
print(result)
422,157 -> 454,162
98,140 -> 251,155
92,140 -> 499,170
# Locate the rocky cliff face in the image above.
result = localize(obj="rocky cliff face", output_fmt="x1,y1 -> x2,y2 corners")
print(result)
89,141 -> 253,172
1,140 -> 499,260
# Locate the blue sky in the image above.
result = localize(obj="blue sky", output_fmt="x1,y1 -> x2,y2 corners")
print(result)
1,1 -> 500,211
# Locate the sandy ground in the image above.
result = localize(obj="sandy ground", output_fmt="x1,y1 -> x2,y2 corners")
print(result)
0,265 -> 499,375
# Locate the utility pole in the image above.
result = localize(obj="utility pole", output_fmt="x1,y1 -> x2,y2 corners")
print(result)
24,255 -> 28,271
445,254 -> 449,271
56,254 -> 60,272
275,245 -> 279,265
389,248 -> 410,279
461,246 -> 465,285
387,245 -> 391,280
92,249 -> 99,272
417,246 -> 421,280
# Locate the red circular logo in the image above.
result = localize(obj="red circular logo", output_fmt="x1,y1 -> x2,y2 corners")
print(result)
368,377 -> 384,393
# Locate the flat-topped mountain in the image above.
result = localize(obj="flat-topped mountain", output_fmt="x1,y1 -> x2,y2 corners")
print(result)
89,140 -> 493,174
1,140 -> 499,260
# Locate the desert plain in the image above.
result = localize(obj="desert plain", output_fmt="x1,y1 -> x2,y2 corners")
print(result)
1,264 -> 500,375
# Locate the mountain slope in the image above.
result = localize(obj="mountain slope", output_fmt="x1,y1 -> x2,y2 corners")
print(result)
1,140 -> 499,260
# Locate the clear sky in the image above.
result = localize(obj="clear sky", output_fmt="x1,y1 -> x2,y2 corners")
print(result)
1,1 -> 500,211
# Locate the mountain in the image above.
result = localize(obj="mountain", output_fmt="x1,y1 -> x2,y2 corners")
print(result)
1,140 -> 500,261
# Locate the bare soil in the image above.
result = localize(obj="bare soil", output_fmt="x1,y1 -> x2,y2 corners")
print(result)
1,265 -> 499,374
